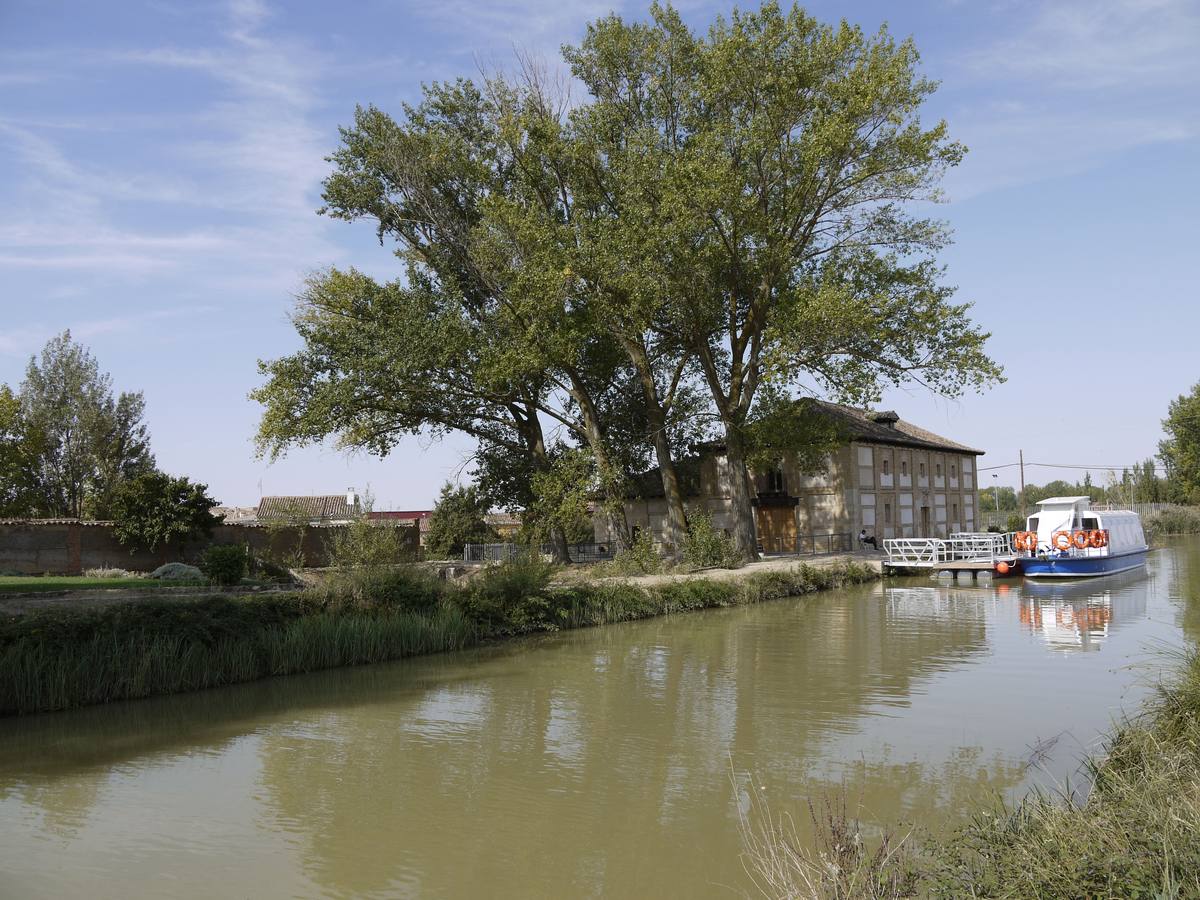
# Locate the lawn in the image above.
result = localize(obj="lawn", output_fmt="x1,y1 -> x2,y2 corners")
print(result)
0,576 -> 202,593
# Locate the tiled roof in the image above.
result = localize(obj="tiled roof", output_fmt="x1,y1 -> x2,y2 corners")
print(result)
367,510 -> 432,531
804,400 -> 984,454
257,495 -> 358,521
485,512 -> 522,527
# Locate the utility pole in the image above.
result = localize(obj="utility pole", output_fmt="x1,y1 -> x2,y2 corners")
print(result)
1019,449 -> 1027,519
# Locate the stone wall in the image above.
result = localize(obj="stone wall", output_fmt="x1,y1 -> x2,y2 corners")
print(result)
0,521 -> 419,575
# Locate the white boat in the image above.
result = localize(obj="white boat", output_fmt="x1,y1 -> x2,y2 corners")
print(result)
1013,496 -> 1148,579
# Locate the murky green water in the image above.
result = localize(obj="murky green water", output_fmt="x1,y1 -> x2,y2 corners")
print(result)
2,540 -> 1198,898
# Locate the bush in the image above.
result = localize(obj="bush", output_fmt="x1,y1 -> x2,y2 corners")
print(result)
148,562 -> 204,582
1145,506 -> 1200,539
315,565 -> 445,612
249,556 -> 296,584
200,545 -> 248,586
1006,512 -> 1025,532
327,516 -> 411,569
455,555 -> 556,634
681,508 -> 743,570
84,567 -> 137,579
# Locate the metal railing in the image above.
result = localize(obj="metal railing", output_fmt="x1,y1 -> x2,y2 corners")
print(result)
757,532 -> 853,556
883,532 -> 1017,567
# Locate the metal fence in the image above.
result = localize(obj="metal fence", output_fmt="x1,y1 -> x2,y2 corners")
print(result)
757,532 -> 853,556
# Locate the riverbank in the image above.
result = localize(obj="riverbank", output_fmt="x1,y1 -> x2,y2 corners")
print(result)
742,645 -> 1200,898
0,558 -> 878,716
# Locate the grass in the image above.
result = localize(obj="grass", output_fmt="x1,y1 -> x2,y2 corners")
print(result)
0,559 -> 878,716
0,575 -> 190,593
739,646 -> 1200,899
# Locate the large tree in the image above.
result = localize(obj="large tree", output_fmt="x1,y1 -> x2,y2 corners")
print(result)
1160,382 -> 1200,504
15,332 -> 154,518
558,3 -> 1001,556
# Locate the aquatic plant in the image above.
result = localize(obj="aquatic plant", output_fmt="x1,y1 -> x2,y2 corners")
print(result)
739,647 -> 1200,898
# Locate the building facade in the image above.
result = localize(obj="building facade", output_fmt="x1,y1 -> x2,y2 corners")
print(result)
598,402 -> 983,552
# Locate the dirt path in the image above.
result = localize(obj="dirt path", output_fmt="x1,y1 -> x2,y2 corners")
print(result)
553,550 -> 884,587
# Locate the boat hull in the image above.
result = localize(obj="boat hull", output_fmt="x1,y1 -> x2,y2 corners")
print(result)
1021,549 -> 1148,579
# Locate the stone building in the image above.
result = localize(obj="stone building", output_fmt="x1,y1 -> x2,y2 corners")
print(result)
598,401 -> 983,552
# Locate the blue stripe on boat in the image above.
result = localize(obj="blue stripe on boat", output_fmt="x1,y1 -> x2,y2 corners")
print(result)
1021,549 -> 1148,579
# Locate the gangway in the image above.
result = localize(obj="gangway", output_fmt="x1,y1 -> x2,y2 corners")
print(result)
883,532 -> 1020,579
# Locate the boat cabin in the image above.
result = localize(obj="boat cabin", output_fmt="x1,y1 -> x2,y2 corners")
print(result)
1023,496 -> 1146,557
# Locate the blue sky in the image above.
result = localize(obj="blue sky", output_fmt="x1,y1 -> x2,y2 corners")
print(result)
1,0 -> 1197,507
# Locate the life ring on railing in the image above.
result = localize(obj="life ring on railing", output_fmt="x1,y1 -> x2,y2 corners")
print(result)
1090,529 -> 1109,548
1052,531 -> 1073,551
1016,531 -> 1033,551
1072,530 -> 1091,549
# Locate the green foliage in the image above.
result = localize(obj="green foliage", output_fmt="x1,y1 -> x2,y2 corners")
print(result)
1005,513 -> 1024,533
11,331 -> 154,518
326,515 -> 411,570
425,482 -> 497,559
681,508 -> 743,570
109,470 -> 221,553
200,544 -> 248,586
456,556 -> 557,635
315,565 -> 446,612
1145,506 -> 1200,540
1160,381 -> 1200,504
521,447 -> 597,545
149,562 -> 204,582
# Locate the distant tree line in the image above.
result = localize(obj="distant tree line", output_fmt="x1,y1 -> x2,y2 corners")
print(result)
0,331 -> 219,552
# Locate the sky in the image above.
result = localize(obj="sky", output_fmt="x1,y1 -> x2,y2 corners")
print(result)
0,0 -> 1197,507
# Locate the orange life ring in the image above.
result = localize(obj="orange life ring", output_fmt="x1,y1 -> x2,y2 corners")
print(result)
1072,531 -> 1090,549
1090,530 -> 1108,548
1019,531 -> 1034,551
1052,531 -> 1073,551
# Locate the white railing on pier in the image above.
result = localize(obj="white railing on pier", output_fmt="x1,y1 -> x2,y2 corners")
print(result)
883,532 -> 1016,567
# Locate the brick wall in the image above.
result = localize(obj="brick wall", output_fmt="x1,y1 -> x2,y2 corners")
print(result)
0,521 -> 419,575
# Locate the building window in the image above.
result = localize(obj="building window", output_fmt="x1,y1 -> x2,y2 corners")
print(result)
919,463 -> 926,477
950,464 -> 957,477
766,461 -> 786,493
882,459 -> 889,475
884,502 -> 892,524
953,502 -> 959,521
901,460 -> 908,476
936,463 -> 942,477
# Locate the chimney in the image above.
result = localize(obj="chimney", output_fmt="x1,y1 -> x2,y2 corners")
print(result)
346,487 -> 358,508
870,410 -> 900,429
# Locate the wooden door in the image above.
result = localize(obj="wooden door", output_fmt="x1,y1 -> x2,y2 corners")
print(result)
920,506 -> 931,537
755,507 -> 798,554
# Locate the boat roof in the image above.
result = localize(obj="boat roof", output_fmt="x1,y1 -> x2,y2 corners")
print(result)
1035,496 -> 1090,506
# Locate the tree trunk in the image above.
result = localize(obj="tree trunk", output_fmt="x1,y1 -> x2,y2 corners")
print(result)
628,353 -> 688,559
723,424 -> 759,560
567,383 -> 631,552
547,525 -> 571,564
521,404 -> 572,565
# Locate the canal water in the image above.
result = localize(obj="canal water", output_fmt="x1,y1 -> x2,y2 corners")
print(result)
2,540 -> 1198,898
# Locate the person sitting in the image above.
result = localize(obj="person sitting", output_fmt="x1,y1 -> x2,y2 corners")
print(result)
859,528 -> 878,550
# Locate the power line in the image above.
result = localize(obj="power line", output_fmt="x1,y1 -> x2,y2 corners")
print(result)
978,461 -> 1167,473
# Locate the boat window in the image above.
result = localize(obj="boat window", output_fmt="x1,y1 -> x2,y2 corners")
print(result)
1028,517 -> 1039,532
1082,517 -> 1099,530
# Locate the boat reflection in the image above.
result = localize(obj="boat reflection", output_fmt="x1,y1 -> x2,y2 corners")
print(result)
922,570 -> 1150,652
1016,570 -> 1148,652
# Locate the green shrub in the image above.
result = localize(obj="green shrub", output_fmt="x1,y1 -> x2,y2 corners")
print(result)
316,565 -> 445,612
148,562 -> 204,581
1145,506 -> 1200,539
200,544 -> 248,586
681,508 -> 743,570
453,556 -> 557,634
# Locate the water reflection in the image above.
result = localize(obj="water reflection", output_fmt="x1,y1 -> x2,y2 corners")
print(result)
0,544 -> 1193,899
